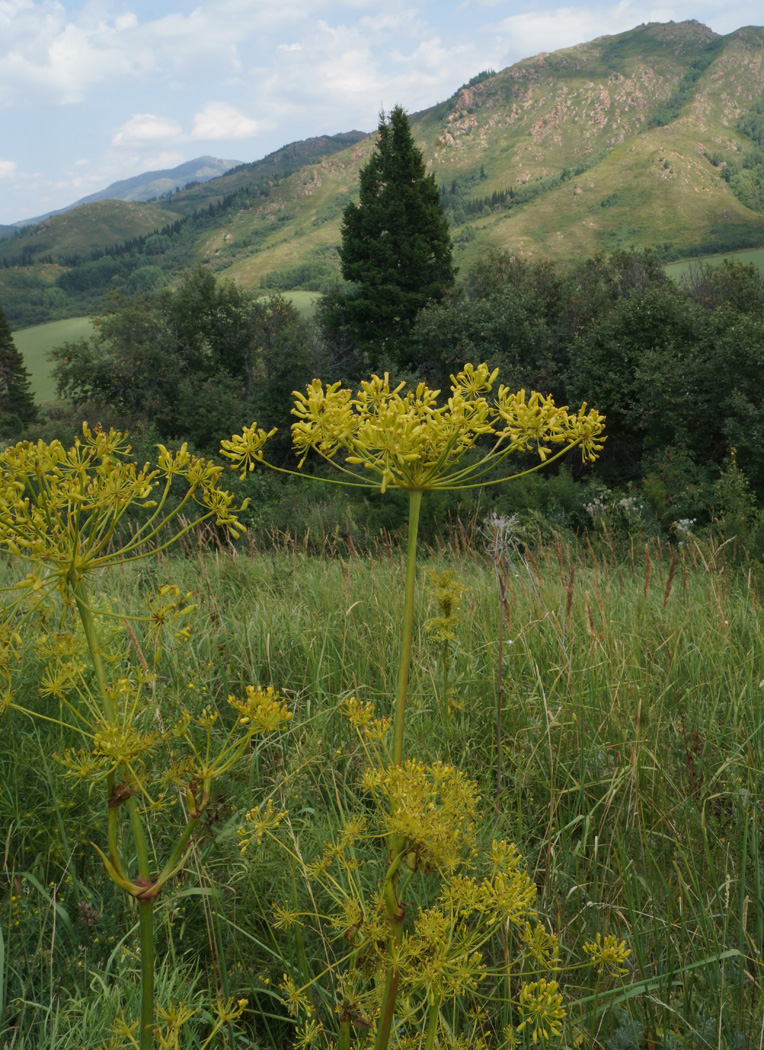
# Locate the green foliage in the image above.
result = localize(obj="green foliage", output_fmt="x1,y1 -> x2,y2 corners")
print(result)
413,252 -> 570,395
727,150 -> 764,213
333,106 -> 456,369
259,252 -> 340,293
50,269 -> 320,455
411,249 -> 764,522
3,533 -> 764,1046
0,304 -> 37,437
647,41 -> 723,127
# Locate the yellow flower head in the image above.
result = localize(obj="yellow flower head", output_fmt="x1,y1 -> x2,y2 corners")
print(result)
228,685 -> 292,732
516,978 -> 566,1043
582,932 -> 631,976
0,424 -> 248,588
222,365 -> 605,494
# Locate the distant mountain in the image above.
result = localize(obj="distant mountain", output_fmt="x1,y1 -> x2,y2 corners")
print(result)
14,156 -> 242,227
157,131 -> 369,216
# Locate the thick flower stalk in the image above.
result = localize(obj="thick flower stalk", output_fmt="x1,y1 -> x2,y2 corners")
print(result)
0,424 -> 273,1050
224,366 -> 604,1050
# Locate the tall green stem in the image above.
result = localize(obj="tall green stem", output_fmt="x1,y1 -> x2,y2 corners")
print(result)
73,577 -> 155,1050
73,578 -> 114,724
392,489 -> 422,766
374,488 -> 423,1050
424,995 -> 442,1050
138,901 -> 155,1050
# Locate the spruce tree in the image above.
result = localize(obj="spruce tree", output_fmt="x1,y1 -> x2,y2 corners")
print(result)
336,106 -> 455,369
0,304 -> 37,437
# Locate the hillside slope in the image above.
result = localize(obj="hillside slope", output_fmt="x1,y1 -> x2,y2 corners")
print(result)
2,20 -> 764,318
196,20 -> 764,287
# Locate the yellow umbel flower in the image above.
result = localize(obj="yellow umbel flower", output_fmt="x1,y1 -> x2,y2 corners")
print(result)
516,978 -> 566,1043
228,684 -> 292,731
362,759 -> 479,872
222,364 -> 605,493
238,798 -> 288,851
582,932 -> 631,976
0,424 -> 249,592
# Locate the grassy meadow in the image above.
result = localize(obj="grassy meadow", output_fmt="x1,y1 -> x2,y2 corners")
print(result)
665,247 -> 764,279
12,317 -> 94,402
2,527 -> 763,1048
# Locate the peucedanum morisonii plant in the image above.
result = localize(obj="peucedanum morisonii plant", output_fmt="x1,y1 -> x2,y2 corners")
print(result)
224,365 -> 606,1049
0,425 -> 291,1050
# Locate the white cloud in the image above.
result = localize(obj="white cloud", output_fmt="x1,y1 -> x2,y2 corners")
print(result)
113,114 -> 183,146
0,160 -> 17,177
492,4 -> 643,61
191,102 -> 260,140
0,3 -> 157,107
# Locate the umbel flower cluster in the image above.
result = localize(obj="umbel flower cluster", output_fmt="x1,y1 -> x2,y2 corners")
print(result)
221,364 -> 605,492
0,423 -> 246,590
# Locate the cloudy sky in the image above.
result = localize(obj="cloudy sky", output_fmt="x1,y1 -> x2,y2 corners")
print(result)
0,0 -> 760,224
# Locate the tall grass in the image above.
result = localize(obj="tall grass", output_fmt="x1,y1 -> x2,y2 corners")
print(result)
2,531 -> 763,1046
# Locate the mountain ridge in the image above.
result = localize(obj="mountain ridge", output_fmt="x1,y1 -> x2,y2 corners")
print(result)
13,156 -> 242,229
2,20 -> 764,326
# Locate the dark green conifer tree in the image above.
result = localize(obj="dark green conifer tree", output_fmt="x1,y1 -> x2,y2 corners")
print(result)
333,105 -> 455,370
0,304 -> 37,437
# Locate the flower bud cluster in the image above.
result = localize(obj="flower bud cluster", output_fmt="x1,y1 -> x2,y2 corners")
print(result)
222,364 -> 605,493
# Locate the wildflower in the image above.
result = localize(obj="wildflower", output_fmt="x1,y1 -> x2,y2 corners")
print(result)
516,978 -> 566,1042
294,1018 -> 323,1047
228,685 -> 292,731
212,997 -> 248,1023
273,903 -> 303,929
522,922 -> 561,970
222,366 -> 605,495
0,425 -> 248,589
238,798 -> 288,852
363,759 -> 479,872
582,932 -> 631,976
280,974 -> 312,1018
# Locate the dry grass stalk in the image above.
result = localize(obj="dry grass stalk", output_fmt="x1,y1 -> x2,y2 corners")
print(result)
663,550 -> 678,609
565,563 -> 576,621
585,591 -> 599,641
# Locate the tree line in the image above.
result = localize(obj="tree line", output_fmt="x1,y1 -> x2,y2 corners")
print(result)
3,106 -> 764,541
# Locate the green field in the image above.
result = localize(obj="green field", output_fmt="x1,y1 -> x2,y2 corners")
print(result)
12,297 -> 318,407
257,288 -> 322,316
13,316 -> 94,401
665,246 -> 764,278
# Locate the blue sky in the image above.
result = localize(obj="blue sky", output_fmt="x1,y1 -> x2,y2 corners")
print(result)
0,0 -> 760,224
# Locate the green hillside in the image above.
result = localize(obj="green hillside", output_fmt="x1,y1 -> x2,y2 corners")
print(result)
3,19 -> 764,325
192,20 -> 764,287
13,316 -> 94,401
0,201 -> 180,265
